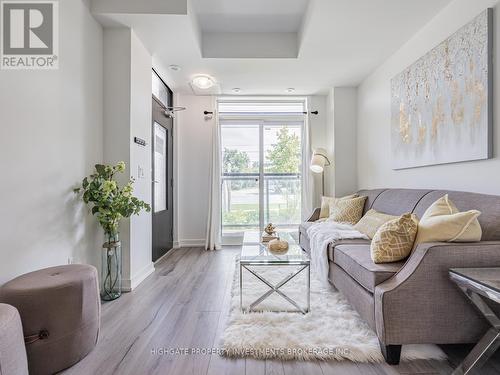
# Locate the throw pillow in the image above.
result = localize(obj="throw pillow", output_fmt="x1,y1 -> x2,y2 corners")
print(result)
421,194 -> 458,218
414,195 -> 482,246
354,209 -> 399,239
328,196 -> 367,225
319,194 -> 358,219
371,213 -> 419,264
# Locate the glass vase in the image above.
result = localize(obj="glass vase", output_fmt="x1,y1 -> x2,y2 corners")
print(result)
101,234 -> 122,301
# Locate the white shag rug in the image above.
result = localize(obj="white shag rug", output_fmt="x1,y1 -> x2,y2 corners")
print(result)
220,260 -> 447,362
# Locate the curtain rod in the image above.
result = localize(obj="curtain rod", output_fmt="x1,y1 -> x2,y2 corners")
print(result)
203,110 -> 318,115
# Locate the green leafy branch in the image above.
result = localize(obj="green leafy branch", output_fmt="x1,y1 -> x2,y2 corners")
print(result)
74,162 -> 151,240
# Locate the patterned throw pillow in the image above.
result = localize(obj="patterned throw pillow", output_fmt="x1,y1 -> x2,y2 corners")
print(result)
319,194 -> 358,218
354,209 -> 399,239
328,196 -> 367,225
371,213 -> 419,264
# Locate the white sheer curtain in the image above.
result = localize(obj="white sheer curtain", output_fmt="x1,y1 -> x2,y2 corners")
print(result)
205,98 -> 222,250
301,106 -> 313,220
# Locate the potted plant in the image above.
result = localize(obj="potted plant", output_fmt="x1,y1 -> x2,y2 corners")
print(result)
75,162 -> 150,301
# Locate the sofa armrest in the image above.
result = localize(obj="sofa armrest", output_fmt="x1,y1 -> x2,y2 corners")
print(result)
374,241 -> 500,345
306,207 -> 321,222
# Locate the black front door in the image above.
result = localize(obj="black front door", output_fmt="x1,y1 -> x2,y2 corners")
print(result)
152,98 -> 173,261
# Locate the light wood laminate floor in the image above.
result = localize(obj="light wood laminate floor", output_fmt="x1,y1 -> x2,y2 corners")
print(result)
63,247 -> 500,375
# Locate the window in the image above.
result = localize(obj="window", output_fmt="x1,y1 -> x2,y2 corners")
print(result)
219,99 -> 306,240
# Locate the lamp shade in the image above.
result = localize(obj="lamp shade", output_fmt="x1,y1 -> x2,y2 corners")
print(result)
310,148 -> 330,173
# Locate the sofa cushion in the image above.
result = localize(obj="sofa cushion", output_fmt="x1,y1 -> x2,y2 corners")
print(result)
333,244 -> 404,293
370,188 -> 431,216
327,239 -> 371,262
356,189 -> 387,215
330,263 -> 376,330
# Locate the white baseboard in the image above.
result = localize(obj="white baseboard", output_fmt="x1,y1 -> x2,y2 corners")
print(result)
122,262 -> 155,292
178,239 -> 205,248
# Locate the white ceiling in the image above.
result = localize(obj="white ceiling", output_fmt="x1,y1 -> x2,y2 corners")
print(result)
194,0 -> 309,33
92,0 -> 453,95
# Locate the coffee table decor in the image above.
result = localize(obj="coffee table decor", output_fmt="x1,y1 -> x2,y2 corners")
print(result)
267,239 -> 289,253
262,223 -> 279,243
239,231 -> 310,314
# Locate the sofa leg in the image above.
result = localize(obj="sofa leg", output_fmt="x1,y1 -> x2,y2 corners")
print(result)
379,341 -> 402,365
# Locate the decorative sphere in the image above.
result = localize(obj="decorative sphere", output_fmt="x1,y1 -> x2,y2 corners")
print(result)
268,239 -> 289,253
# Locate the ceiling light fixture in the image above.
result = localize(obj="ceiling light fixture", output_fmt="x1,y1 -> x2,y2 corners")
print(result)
192,75 -> 215,89
232,88 -> 241,93
286,88 -> 295,93
168,65 -> 181,71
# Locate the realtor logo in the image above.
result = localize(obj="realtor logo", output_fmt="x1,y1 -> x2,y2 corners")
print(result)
1,1 -> 58,69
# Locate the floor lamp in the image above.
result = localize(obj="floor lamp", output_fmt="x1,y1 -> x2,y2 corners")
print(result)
310,148 -> 331,196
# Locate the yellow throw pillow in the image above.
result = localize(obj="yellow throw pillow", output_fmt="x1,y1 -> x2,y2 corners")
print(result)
319,194 -> 358,218
414,195 -> 482,246
328,196 -> 367,225
371,213 -> 419,264
421,194 -> 458,218
354,209 -> 399,239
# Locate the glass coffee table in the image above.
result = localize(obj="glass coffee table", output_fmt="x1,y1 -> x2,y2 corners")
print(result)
449,268 -> 500,375
240,231 -> 310,314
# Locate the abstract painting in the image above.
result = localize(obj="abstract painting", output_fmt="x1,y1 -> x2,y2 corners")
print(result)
391,9 -> 492,169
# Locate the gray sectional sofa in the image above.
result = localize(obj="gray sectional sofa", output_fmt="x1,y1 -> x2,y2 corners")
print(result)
299,188 -> 500,364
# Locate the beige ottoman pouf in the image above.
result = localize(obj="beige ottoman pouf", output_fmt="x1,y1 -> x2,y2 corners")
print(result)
0,303 -> 29,375
0,265 -> 100,375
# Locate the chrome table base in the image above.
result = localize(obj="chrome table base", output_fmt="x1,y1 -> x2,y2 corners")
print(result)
240,263 -> 310,314
450,271 -> 500,375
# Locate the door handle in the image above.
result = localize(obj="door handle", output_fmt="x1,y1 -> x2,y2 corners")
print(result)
153,180 -> 160,184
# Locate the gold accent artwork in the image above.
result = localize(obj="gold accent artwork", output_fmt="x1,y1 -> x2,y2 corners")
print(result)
391,9 -> 492,169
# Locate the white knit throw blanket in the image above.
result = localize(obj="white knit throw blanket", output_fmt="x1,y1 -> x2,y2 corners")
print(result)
306,221 -> 368,285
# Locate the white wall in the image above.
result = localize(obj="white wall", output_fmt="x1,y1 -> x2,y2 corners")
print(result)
324,89 -> 335,197
103,28 -> 132,283
103,28 -> 154,289
0,0 -> 103,284
175,95 -> 214,247
357,0 -> 500,195
323,88 -> 358,199
333,88 -> 358,196
129,31 -> 154,288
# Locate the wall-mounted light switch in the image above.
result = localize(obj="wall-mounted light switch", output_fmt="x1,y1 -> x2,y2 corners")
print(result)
138,165 -> 145,179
